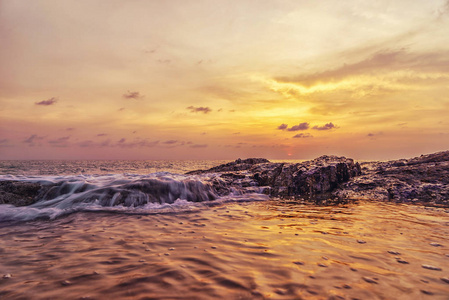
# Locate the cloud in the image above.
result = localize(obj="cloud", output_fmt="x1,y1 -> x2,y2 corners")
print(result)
100,139 -> 111,147
79,139 -> 160,149
293,133 -> 313,138
35,97 -> 57,106
140,140 -> 159,147
123,91 -> 144,100
0,139 -> 11,147
277,124 -> 288,130
23,134 -> 45,144
48,136 -> 70,147
287,122 -> 310,131
79,140 -> 94,148
163,140 -> 178,145
190,144 -> 208,148
186,106 -> 212,114
367,132 -> 383,139
275,49 -> 449,88
312,122 -> 336,130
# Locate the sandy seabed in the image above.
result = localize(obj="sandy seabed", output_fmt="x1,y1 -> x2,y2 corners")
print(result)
1,200 -> 449,300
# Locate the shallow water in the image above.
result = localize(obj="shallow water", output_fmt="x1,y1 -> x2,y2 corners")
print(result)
1,200 -> 448,299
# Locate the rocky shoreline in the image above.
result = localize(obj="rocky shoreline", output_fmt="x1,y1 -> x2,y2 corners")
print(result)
1,151 -> 449,207
190,150 -> 449,207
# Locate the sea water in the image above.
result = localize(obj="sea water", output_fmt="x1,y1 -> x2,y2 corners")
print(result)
1,160 -> 449,299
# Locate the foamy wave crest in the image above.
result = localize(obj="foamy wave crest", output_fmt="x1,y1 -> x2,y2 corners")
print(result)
0,173 -> 268,222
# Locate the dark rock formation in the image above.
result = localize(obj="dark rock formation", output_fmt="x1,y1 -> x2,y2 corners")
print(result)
0,181 -> 44,206
187,158 -> 270,174
190,155 -> 362,201
334,151 -> 449,207
1,151 -> 449,207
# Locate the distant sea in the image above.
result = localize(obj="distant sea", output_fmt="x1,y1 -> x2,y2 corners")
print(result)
0,159 -> 230,176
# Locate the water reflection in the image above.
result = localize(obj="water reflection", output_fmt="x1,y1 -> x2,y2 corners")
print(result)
0,201 -> 448,299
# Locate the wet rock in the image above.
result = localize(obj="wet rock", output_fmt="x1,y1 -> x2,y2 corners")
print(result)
4,150 -> 449,207
0,181 -> 45,206
335,150 -> 449,207
189,156 -> 361,201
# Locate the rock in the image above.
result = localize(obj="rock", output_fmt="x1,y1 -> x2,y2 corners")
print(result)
0,181 -> 44,206
4,150 -> 449,207
387,250 -> 401,255
441,277 -> 449,284
335,150 -> 449,206
3,273 -> 12,279
189,155 -> 361,201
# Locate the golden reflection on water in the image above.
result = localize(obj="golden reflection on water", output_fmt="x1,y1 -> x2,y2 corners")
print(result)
1,201 -> 449,299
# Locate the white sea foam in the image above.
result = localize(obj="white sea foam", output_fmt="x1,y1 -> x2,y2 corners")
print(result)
0,172 -> 268,222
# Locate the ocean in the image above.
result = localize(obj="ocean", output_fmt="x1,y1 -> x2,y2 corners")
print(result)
1,160 -> 449,299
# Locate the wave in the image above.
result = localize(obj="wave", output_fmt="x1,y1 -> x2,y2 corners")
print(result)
0,173 -> 268,222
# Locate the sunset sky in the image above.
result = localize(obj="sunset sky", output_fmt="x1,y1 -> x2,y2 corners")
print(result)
1,0 -> 449,160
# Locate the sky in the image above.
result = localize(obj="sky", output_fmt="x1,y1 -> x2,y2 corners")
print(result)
1,0 -> 449,160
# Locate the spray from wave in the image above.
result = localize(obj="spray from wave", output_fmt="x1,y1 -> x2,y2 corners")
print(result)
0,173 -> 268,222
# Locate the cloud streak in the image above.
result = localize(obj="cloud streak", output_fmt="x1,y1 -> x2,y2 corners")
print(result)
293,133 -> 313,138
123,91 -> 144,100
277,122 -> 310,131
312,122 -> 336,131
35,97 -> 58,106
287,122 -> 310,131
190,144 -> 208,148
187,106 -> 212,114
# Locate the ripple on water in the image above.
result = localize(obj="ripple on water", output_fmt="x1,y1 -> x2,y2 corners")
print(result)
0,201 -> 449,299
